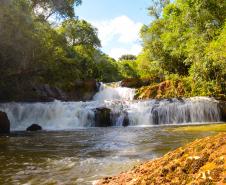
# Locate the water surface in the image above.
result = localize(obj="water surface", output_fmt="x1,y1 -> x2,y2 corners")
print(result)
0,126 -> 219,185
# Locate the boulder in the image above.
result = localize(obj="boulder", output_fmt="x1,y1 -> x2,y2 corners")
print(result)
134,80 -> 186,100
121,77 -> 162,88
0,79 -> 100,102
0,111 -> 10,134
122,114 -> 130,127
26,124 -> 42,132
70,80 -> 100,101
32,80 -> 100,102
32,84 -> 67,101
151,108 -> 159,125
121,78 -> 145,88
94,108 -> 112,127
219,101 -> 226,121
110,112 -> 130,127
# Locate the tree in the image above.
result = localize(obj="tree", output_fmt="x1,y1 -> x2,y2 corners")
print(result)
95,53 -> 122,82
119,54 -> 137,61
59,19 -> 101,48
148,0 -> 170,19
31,0 -> 82,20
0,0 -> 38,75
0,0 -> 124,101
138,0 -> 226,96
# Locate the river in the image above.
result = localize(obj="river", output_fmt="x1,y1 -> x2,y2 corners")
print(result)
0,126 -> 222,185
0,82 -> 223,184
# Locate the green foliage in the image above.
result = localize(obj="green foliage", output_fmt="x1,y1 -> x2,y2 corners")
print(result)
31,0 -> 82,19
136,0 -> 226,98
117,60 -> 140,79
148,0 -> 170,19
0,0 -> 121,97
119,54 -> 137,61
95,53 -> 122,82
59,19 -> 101,48
0,0 -> 225,100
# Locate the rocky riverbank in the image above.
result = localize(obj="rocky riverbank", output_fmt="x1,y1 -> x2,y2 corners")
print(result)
0,80 -> 100,102
121,78 -> 226,122
120,77 -> 225,101
97,133 -> 226,185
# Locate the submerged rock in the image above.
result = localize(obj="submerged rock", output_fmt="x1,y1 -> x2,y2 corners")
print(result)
96,133 -> 226,185
0,111 -> 10,134
26,124 -> 42,131
94,108 -> 112,127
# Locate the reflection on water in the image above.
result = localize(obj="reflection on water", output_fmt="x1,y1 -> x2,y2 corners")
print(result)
0,126 -> 218,185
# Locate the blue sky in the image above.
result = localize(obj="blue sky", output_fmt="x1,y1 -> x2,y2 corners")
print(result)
74,0 -> 152,59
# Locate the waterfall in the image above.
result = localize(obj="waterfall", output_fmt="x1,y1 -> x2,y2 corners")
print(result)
126,97 -> 221,126
93,82 -> 135,101
0,101 -> 97,130
0,83 -> 222,131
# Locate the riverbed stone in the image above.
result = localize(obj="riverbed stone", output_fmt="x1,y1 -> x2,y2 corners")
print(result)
94,108 -> 112,127
26,124 -> 42,131
0,111 -> 10,134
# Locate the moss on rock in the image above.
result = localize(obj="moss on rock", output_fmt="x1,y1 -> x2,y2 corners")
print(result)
134,80 -> 186,100
134,79 -> 226,101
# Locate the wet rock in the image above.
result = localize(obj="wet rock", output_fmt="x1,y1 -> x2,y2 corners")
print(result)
121,77 -> 161,88
151,108 -> 159,125
94,108 -> 112,127
0,79 -> 100,102
134,84 -> 159,100
219,101 -> 226,121
33,80 -> 100,102
33,84 -> 67,101
121,78 -> 143,88
135,80 -> 186,100
122,114 -> 130,127
26,124 -> 42,131
0,111 -> 10,134
70,80 -> 100,101
177,97 -> 185,102
109,111 -> 130,127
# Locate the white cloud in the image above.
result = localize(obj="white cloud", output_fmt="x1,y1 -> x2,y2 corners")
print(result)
109,44 -> 142,60
91,16 -> 143,59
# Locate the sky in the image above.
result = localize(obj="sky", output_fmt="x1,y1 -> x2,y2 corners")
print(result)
74,0 -> 152,59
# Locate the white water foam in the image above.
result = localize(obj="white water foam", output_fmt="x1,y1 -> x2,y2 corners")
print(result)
93,82 -> 135,101
0,82 -> 222,130
127,97 -> 221,126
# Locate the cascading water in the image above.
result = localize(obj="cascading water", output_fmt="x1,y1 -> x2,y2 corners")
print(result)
93,82 -> 135,101
127,97 -> 221,126
0,82 -> 222,130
